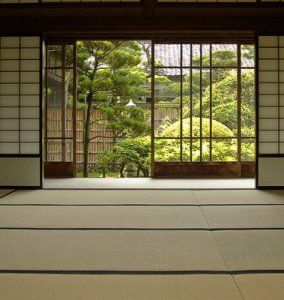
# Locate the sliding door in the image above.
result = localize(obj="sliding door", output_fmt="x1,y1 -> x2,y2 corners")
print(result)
44,43 -> 77,178
257,36 -> 284,188
152,42 -> 255,178
0,36 -> 41,187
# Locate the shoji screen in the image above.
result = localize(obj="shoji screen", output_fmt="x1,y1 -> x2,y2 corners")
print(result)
0,36 -> 41,187
258,36 -> 284,188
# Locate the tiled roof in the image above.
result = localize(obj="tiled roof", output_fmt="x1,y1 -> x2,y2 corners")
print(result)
144,43 -> 254,75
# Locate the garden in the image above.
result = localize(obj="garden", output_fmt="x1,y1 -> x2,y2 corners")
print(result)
63,41 -> 255,177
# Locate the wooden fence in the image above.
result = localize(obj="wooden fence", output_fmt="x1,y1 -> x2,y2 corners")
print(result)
46,106 -> 179,168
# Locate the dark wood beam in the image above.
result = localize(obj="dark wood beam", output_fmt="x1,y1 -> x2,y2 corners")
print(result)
0,3 -> 283,35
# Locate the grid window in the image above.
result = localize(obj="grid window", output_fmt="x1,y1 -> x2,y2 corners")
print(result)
45,44 -> 76,163
153,43 -> 255,163
258,36 -> 284,154
0,36 -> 40,155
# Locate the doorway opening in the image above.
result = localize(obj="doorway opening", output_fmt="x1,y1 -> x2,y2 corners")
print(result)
44,39 -> 255,181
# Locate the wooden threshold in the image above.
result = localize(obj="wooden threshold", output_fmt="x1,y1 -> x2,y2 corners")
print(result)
153,162 -> 255,178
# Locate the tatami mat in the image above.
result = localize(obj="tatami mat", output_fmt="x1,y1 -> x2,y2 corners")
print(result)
194,190 -> 284,205
202,206 -> 284,228
44,178 -> 255,190
0,206 -> 208,229
0,230 -> 227,271
234,274 -> 284,300
0,189 -> 13,198
213,231 -> 284,270
1,189 -> 284,299
0,274 -> 243,300
0,190 -> 197,205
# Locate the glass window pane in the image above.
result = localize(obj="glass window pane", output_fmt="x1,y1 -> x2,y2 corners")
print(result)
46,139 -> 73,162
212,138 -> 237,161
241,138 -> 255,161
212,68 -> 238,137
182,139 -> 191,162
154,138 -> 180,162
65,45 -> 74,68
202,138 -> 210,162
182,44 -> 191,67
154,44 -> 181,67
241,69 -> 255,137
192,138 -> 201,162
47,45 -> 62,68
154,69 -> 181,138
241,45 -> 255,68
65,70 -> 74,138
192,44 -> 201,67
212,44 -> 237,67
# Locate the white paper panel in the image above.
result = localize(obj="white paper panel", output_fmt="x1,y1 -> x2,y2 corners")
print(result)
0,107 -> 19,118
0,36 -> 41,158
259,131 -> 278,142
0,157 -> 40,186
20,131 -> 39,142
258,36 -> 283,155
258,157 -> 284,187
259,107 -> 278,118
0,131 -> 19,142
21,72 -> 40,83
0,37 -> 19,48
20,143 -> 40,154
0,143 -> 19,154
259,71 -> 278,82
21,95 -> 39,107
259,95 -> 278,106
258,36 -> 284,188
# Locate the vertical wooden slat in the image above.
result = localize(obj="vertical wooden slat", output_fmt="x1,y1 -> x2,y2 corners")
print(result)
151,41 -> 155,175
237,43 -> 242,176
180,43 -> 183,162
209,44 -> 213,162
61,44 -> 66,162
73,42 -> 77,167
190,43 -> 193,162
200,44 -> 203,162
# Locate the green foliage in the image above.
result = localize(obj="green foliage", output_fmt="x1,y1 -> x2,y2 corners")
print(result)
115,137 -> 151,177
96,152 -> 119,177
96,137 -> 151,177
98,105 -> 150,139
154,47 -> 255,163
155,118 -> 237,162
77,40 -> 150,105
160,117 -> 234,138
193,50 -> 237,67
76,42 -> 255,177
77,40 -> 150,140
200,69 -> 255,136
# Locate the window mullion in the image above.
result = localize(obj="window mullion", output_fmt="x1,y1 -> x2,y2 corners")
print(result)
209,44 -> 212,162
237,43 -> 242,173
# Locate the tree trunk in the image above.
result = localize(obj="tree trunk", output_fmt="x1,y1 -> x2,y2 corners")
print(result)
120,164 -> 125,178
83,96 -> 92,177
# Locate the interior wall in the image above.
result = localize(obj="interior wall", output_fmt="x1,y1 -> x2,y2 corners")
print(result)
257,36 -> 284,188
0,36 -> 41,188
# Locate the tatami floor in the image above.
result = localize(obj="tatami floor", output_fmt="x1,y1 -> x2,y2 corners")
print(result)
1,188 -> 284,299
44,178 -> 255,189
